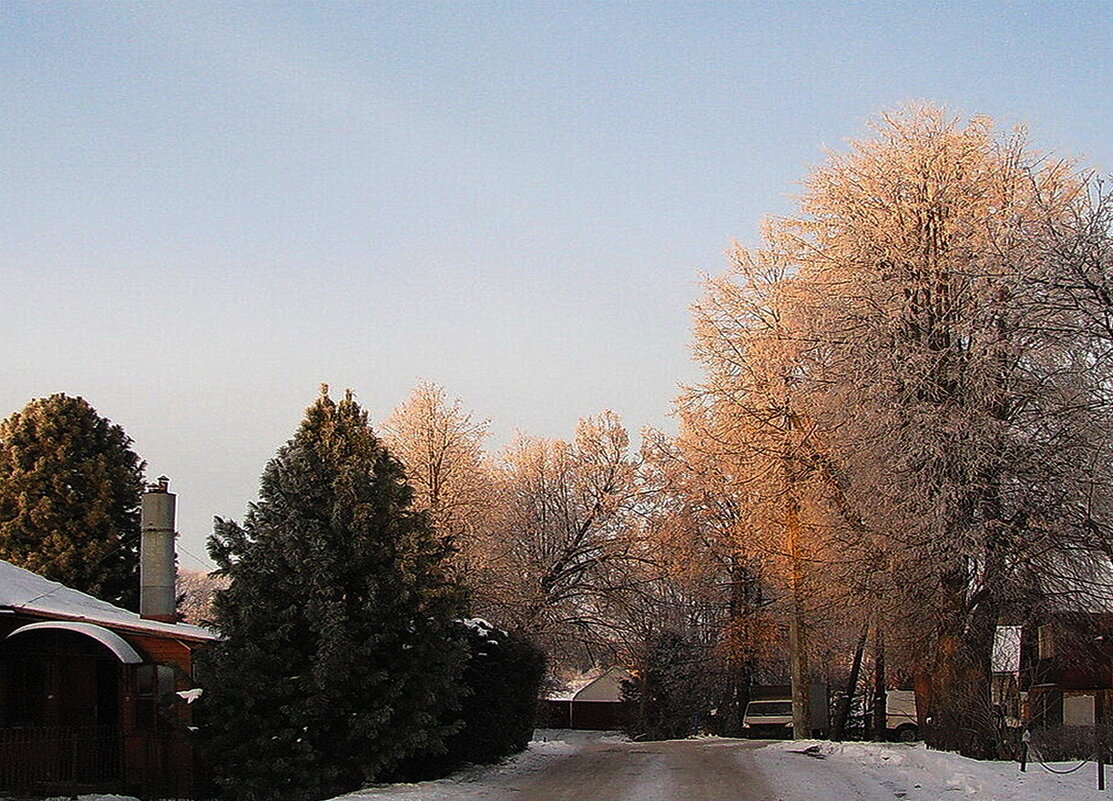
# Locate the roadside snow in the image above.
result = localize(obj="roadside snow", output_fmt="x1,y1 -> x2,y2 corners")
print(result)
751,739 -> 1111,801
336,730 -> 610,801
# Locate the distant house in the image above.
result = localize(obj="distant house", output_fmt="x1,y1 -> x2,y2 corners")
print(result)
0,479 -> 217,796
545,666 -> 630,730
1021,612 -> 1113,729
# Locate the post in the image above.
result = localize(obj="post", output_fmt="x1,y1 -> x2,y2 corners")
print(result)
1098,743 -> 1105,790
1020,728 -> 1029,772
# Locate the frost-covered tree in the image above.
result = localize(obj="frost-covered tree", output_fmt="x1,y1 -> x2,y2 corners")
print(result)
175,568 -> 227,625
0,393 -> 145,608
200,386 -> 468,801
694,105 -> 1113,756
481,411 -> 640,660
381,382 -> 493,577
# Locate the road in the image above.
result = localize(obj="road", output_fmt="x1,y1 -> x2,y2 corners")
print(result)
502,736 -> 775,801
347,730 -> 1113,801
350,733 -> 779,801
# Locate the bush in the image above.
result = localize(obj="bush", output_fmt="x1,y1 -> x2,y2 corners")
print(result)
622,630 -> 711,740
391,620 -> 547,779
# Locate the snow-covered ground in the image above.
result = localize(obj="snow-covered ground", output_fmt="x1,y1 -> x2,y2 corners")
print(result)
29,730 -> 1113,801
337,730 -> 620,800
337,731 -> 1113,801
751,739 -> 1111,801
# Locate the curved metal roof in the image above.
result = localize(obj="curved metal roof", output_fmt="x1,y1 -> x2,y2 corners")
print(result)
4,620 -> 145,664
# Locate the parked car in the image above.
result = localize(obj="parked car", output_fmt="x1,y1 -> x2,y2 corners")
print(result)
742,688 -> 830,738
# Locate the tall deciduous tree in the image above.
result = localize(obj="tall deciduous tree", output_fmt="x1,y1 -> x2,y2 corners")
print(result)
481,411 -> 640,660
200,386 -> 468,801
0,393 -> 145,609
695,105 -> 1113,756
792,109 -> 1113,757
381,382 -> 492,577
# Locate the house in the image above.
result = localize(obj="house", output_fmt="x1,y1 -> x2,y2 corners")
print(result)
0,478 -> 217,797
544,666 -> 630,730
1020,612 -> 1113,729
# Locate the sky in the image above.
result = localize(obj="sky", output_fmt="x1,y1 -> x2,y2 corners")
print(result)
2,2 -> 1110,570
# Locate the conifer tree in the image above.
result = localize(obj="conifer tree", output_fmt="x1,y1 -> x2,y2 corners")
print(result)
0,393 -> 145,608
200,386 -> 468,801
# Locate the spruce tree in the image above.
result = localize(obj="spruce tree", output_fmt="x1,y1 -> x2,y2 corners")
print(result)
0,393 -> 145,608
200,387 -> 469,801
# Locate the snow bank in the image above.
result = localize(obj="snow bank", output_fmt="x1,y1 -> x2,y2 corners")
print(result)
751,739 -> 1111,801
336,730 -> 605,801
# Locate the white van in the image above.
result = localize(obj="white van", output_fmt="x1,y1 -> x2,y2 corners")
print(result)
742,698 -> 794,737
885,690 -> 919,741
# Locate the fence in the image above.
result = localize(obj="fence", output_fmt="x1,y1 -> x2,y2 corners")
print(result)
0,724 -> 122,793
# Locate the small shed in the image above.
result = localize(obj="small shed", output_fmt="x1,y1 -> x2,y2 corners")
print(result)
0,559 -> 216,797
545,666 -> 630,730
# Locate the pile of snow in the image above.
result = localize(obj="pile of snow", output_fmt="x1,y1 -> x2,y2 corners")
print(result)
751,739 -> 1111,801
337,730 -> 602,801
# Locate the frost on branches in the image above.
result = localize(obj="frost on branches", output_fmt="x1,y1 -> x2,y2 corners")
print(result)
687,105 -> 1113,757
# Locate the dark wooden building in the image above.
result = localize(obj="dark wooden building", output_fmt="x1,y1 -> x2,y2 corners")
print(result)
0,558 -> 216,796
544,667 -> 630,731
1022,612 -> 1113,729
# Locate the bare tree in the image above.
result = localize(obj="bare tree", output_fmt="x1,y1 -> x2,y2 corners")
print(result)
478,411 -> 641,662
176,568 -> 227,625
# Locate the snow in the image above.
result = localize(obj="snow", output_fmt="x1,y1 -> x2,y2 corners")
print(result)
177,687 -> 204,703
337,733 -> 1113,801
0,558 -> 216,641
462,618 -> 504,639
334,730 -> 610,801
751,739 -> 1112,801
31,732 -> 1113,800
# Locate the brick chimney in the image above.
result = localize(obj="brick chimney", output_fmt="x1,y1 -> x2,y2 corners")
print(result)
140,475 -> 177,622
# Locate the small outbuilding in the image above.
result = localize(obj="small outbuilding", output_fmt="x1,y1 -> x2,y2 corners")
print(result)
545,666 -> 630,730
0,479 -> 217,797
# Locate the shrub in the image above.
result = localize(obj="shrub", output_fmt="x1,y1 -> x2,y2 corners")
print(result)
622,630 -> 711,740
392,619 -> 547,779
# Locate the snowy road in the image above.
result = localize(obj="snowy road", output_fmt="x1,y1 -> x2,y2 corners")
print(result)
490,737 -> 772,800
345,733 -> 772,801
342,730 -> 1112,801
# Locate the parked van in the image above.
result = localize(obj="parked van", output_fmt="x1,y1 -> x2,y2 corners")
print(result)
885,689 -> 919,741
742,686 -> 829,738
742,698 -> 794,737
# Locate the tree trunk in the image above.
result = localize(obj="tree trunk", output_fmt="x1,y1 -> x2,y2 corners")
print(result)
832,624 -> 869,740
721,555 -> 755,736
786,486 -> 812,739
872,624 -> 886,740
923,567 -> 999,758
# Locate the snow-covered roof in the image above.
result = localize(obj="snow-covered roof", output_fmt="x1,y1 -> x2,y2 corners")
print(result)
547,666 -> 631,702
0,559 -> 216,642
8,621 -> 145,663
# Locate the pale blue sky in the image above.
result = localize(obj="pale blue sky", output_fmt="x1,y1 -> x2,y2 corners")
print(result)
2,2 -> 1110,569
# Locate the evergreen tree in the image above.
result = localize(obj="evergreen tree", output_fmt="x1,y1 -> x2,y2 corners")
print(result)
0,393 -> 145,608
623,630 -> 712,740
200,386 -> 469,801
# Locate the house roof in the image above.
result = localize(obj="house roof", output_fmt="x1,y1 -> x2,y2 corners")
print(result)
0,559 -> 217,642
573,666 -> 630,702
